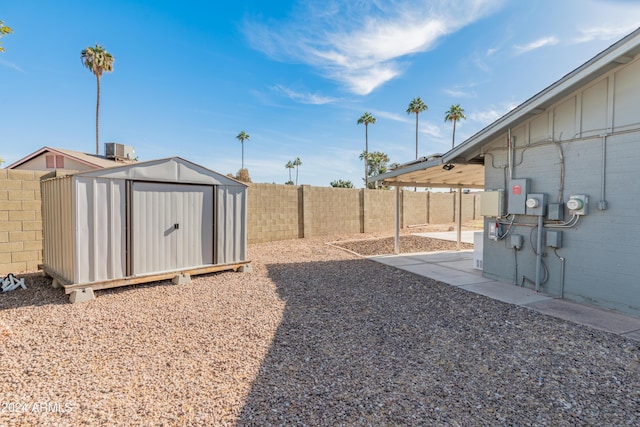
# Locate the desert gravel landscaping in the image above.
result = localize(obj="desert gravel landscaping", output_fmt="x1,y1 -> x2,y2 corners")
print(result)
1,226 -> 639,426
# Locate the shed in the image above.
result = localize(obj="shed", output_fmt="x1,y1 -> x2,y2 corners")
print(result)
40,157 -> 249,296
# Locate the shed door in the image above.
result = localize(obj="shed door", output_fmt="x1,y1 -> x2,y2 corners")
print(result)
130,182 -> 214,275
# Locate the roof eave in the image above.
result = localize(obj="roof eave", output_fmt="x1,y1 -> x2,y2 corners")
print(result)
444,27 -> 640,163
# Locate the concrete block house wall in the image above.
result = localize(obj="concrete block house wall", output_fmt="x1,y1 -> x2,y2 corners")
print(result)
481,50 -> 640,316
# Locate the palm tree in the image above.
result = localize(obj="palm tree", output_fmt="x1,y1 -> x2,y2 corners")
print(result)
293,157 -> 302,185
445,104 -> 466,149
357,112 -> 376,189
0,21 -> 13,53
285,160 -> 295,184
406,97 -> 428,159
81,44 -> 115,155
236,131 -> 250,169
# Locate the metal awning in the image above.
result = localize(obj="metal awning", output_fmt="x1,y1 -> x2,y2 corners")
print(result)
377,155 -> 484,189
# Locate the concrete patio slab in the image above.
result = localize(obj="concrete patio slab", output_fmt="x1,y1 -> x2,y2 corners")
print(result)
460,281 -> 552,305
526,298 -> 640,337
368,231 -> 640,341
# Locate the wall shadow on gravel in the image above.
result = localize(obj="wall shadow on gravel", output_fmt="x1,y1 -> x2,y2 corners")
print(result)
236,258 -> 640,426
234,257 -> 499,425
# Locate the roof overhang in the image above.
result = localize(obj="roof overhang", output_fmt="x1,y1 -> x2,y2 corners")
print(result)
444,27 -> 640,164
379,27 -> 640,190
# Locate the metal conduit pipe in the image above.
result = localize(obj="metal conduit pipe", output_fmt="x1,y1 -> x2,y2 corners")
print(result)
600,134 -> 608,210
508,129 -> 513,180
535,215 -> 544,292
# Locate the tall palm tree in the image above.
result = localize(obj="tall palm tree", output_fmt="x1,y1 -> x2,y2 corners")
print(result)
406,97 -> 428,159
236,131 -> 250,169
357,112 -> 376,189
81,44 -> 115,155
285,160 -> 295,183
445,104 -> 466,149
0,21 -> 13,53
293,157 -> 302,185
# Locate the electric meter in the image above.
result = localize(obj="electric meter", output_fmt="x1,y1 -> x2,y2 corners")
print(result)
567,195 -> 588,215
526,198 -> 540,208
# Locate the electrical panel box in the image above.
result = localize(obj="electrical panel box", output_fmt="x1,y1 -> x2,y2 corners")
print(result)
510,234 -> 523,250
507,178 -> 530,215
480,189 -> 505,217
567,195 -> 588,215
488,221 -> 502,241
526,193 -> 547,216
546,230 -> 563,248
547,203 -> 564,221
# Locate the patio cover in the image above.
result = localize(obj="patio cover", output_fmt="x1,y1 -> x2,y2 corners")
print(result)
376,155 -> 484,254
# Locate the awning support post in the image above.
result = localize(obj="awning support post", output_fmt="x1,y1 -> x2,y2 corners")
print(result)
394,186 -> 400,254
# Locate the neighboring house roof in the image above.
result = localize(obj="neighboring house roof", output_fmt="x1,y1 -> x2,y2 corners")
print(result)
5,146 -> 132,169
378,27 -> 640,188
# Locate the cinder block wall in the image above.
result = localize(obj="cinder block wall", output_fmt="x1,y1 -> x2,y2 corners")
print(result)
403,191 -> 429,226
429,192 -> 455,223
247,183 -> 301,243
302,185 -> 361,238
0,170 -> 46,275
1,177 -> 482,271
363,189 -> 396,232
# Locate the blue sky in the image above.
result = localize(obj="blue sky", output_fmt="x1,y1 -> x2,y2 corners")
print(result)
1,1 -> 639,187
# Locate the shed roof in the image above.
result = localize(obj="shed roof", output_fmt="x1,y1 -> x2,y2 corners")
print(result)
379,27 -> 640,188
66,157 -> 247,187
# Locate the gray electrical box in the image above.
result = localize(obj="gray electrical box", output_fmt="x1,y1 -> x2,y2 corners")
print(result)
547,203 -> 564,221
507,178 -> 530,215
510,234 -> 523,250
546,230 -> 563,248
480,190 -> 505,217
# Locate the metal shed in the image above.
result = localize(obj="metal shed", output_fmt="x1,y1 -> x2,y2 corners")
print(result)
40,157 -> 249,296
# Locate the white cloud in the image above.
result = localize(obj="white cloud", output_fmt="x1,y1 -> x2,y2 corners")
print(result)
572,24 -> 638,44
514,36 -> 559,54
373,110 -> 411,123
272,85 -> 337,105
420,121 -> 442,138
469,102 -> 518,126
443,88 -> 476,98
0,59 -> 23,72
244,0 -> 506,95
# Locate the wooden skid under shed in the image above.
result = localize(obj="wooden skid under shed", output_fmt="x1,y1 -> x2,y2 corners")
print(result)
38,262 -> 251,294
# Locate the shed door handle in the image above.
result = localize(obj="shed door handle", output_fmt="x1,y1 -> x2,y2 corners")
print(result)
174,223 -> 179,230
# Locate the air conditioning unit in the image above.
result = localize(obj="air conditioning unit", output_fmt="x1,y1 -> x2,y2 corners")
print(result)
105,143 -> 135,160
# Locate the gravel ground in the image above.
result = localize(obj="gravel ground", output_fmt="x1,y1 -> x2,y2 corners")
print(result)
1,226 -> 639,426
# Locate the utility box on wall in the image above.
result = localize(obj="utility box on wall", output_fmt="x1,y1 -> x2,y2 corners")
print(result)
480,189 -> 505,217
508,178 -> 530,215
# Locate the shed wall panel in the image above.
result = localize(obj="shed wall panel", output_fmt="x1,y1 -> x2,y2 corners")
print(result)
41,177 -> 74,280
74,177 -> 127,283
216,186 -> 247,264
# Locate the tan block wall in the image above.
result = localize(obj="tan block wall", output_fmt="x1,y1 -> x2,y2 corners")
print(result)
247,183 -> 302,243
429,192 -> 455,223
302,186 -> 362,237
403,191 -> 429,226
2,177 -> 483,271
363,189 -> 396,232
0,170 -> 46,275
